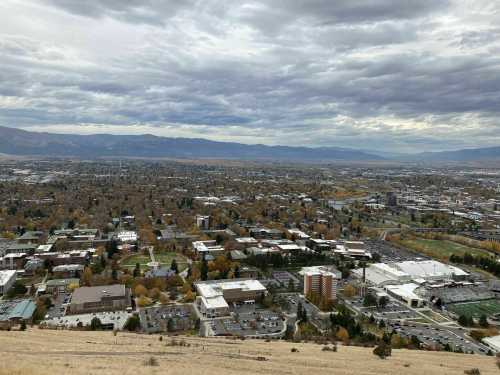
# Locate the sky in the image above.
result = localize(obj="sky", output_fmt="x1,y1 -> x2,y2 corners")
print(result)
0,0 -> 499,153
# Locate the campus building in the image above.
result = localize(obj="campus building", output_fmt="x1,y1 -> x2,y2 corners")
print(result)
68,284 -> 131,315
195,279 -> 267,318
0,270 -> 16,295
301,266 -> 341,301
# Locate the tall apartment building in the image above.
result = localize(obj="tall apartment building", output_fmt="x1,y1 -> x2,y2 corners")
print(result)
302,266 -> 340,301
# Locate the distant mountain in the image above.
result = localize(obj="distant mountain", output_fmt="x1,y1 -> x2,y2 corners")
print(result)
0,126 -> 383,161
412,146 -> 500,162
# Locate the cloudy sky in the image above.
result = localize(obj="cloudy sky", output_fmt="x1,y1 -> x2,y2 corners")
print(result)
0,0 -> 499,153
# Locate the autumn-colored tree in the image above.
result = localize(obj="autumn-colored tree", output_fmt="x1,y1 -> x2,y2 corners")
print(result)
82,267 -> 93,286
336,327 -> 350,344
134,284 -> 148,297
343,284 -> 357,298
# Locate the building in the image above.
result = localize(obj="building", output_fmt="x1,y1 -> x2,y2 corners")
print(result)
195,279 -> 266,318
5,243 -> 37,255
287,229 -> 310,240
52,264 -> 84,278
335,241 -> 371,259
196,215 -> 211,230
249,227 -> 283,240
307,238 -> 336,252
395,260 -> 468,282
384,283 -> 424,308
483,335 -> 500,353
300,266 -> 341,301
234,237 -> 259,249
0,299 -> 36,329
355,260 -> 468,286
68,284 -> 131,315
42,278 -> 80,295
386,192 -> 398,207
192,240 -> 225,260
17,231 -> 44,244
0,270 -> 16,295
116,231 -> 138,243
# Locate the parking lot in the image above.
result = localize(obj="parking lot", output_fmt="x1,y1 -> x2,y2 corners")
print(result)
388,321 -> 490,354
45,292 -> 71,319
139,304 -> 195,333
347,297 -> 420,321
209,309 -> 285,337
366,239 -> 426,262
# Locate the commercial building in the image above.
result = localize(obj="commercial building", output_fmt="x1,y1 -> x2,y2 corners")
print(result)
300,266 -> 341,301
0,270 -> 16,295
195,279 -> 267,318
68,284 -> 131,315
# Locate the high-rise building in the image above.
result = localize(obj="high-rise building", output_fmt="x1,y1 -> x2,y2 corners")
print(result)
386,192 -> 397,207
302,266 -> 340,301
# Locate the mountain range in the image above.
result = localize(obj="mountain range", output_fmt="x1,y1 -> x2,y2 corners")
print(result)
0,125 -> 499,162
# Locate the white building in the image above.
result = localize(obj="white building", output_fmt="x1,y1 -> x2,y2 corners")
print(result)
395,260 -> 468,281
356,260 -> 468,287
0,270 -> 17,295
117,231 -> 138,243
195,279 -> 266,318
192,240 -> 225,259
384,283 -> 424,308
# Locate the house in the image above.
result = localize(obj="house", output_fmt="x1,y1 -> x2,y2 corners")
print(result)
68,284 -> 131,315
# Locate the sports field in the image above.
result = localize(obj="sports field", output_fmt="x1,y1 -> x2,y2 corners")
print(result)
447,299 -> 500,318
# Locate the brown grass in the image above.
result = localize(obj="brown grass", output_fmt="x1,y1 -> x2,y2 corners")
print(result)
0,328 -> 498,375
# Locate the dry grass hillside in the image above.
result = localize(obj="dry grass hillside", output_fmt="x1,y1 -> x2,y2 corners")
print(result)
0,329 -> 498,375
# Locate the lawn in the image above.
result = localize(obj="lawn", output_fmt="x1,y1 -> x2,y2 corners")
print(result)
398,239 -> 489,260
121,252 -> 188,271
447,300 -> 500,318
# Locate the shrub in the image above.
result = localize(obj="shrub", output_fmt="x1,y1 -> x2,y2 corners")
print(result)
144,357 -> 159,366
291,348 -> 299,353
373,342 -> 392,359
464,369 -> 480,375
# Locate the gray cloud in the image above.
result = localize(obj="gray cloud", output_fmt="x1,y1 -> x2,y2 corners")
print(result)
0,0 -> 499,152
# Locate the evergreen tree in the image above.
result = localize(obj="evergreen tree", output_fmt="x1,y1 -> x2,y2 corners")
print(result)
201,257 -> 209,281
171,259 -> 179,274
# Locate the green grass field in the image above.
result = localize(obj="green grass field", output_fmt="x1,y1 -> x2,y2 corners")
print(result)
447,300 -> 500,318
398,239 -> 489,260
121,252 -> 188,271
